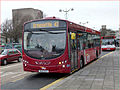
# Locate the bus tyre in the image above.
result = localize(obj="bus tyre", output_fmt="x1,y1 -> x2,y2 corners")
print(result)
18,57 -> 21,62
80,57 -> 84,68
3,59 -> 7,65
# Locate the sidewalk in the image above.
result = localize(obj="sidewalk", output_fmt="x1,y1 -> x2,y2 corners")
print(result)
47,49 -> 119,90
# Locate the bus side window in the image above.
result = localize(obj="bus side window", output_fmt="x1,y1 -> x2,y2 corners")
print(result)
88,40 -> 91,48
87,34 -> 92,48
82,33 -> 88,49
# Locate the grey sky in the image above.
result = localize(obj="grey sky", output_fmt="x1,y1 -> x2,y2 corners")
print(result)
1,1 -> 119,31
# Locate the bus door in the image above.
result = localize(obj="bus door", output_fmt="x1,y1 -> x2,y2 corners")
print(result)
69,32 -> 78,71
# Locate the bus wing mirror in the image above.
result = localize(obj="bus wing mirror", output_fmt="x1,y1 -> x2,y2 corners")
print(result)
71,33 -> 76,40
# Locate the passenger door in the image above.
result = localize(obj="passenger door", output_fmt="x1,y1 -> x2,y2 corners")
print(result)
69,32 -> 78,71
7,50 -> 15,62
13,50 -> 20,60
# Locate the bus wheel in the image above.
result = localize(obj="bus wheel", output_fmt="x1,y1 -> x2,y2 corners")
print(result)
80,57 -> 84,68
3,59 -> 7,65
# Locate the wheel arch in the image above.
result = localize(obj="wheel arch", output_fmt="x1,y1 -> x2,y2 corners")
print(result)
80,55 -> 84,65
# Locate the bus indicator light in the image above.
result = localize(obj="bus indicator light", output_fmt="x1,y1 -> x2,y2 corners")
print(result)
59,62 -> 62,64
71,33 -> 76,40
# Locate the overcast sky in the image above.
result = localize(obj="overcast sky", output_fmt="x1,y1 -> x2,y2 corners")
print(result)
1,1 -> 119,31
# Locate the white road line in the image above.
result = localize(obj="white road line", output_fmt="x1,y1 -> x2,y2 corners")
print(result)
1,63 -> 22,70
11,72 -> 27,78
1,72 -> 21,77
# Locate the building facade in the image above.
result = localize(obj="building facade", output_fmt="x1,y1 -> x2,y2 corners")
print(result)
12,8 -> 43,44
12,8 -> 43,26
100,25 -> 116,37
115,30 -> 119,39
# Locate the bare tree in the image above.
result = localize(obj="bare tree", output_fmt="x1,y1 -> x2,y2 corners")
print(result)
1,19 -> 13,43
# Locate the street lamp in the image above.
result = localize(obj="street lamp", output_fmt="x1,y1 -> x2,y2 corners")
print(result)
79,21 -> 89,26
59,8 -> 74,20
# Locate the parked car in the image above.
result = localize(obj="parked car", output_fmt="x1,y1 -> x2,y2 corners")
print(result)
0,49 -> 22,65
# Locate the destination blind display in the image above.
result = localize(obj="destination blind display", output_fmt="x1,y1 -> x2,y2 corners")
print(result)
24,20 -> 66,30
32,21 -> 59,28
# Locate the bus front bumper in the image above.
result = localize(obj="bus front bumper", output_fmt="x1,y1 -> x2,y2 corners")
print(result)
23,63 -> 71,73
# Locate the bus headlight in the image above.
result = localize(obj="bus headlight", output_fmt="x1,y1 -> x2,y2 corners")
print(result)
25,64 -> 27,66
65,60 -> 67,63
23,60 -> 29,63
62,65 -> 65,68
59,62 -> 62,64
59,60 -> 67,65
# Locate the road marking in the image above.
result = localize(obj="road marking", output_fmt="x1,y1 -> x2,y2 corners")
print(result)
97,51 -> 113,61
40,77 -> 66,90
1,72 -> 20,77
11,76 -> 25,82
1,63 -> 22,70
87,52 -> 113,67
11,72 -> 27,78
11,72 -> 31,82
72,68 -> 78,73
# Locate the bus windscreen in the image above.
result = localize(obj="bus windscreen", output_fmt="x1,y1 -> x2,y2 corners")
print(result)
24,20 -> 67,60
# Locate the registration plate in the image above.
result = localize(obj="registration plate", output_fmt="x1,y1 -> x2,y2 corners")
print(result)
38,70 -> 49,73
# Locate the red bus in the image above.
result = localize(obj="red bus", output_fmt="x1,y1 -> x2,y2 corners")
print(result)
101,36 -> 116,51
22,17 -> 101,73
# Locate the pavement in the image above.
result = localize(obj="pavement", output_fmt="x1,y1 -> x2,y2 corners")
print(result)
46,49 -> 119,90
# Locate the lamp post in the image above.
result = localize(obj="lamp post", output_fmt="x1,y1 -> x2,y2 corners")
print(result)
59,8 -> 74,20
79,21 -> 89,26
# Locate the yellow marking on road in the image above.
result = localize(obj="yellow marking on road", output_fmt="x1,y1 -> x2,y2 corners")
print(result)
88,51 -> 113,67
72,69 -> 78,73
40,77 -> 66,90
97,51 -> 113,60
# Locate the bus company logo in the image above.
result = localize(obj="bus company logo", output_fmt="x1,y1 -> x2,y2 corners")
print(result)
40,66 -> 46,70
35,61 -> 51,65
